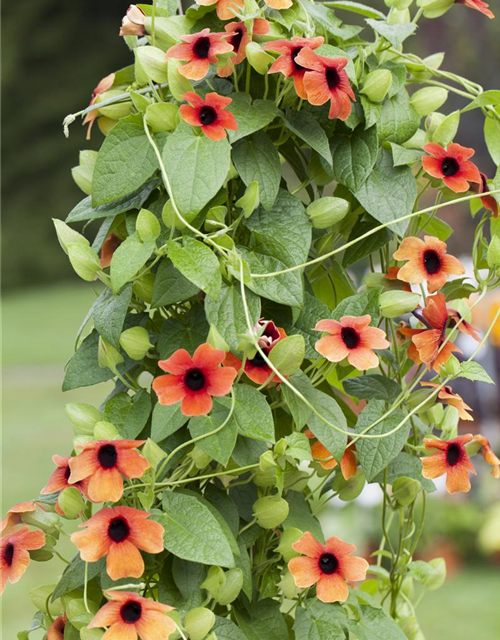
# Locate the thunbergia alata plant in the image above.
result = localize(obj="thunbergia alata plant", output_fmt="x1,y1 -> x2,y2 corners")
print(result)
3,0 -> 500,638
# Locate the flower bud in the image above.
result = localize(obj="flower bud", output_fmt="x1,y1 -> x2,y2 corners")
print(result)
384,0 -> 413,8
431,110 -> 460,146
393,477 -> 421,507
387,7 -> 411,23
217,568 -> 244,605
135,46 -> 169,84
65,403 -> 102,435
68,244 -> 101,281
184,608 -> 216,640
259,450 -> 276,472
380,290 -> 421,318
142,438 -> 167,470
98,118 -> 118,137
205,206 -> 227,232
133,273 -> 155,304
253,466 -> 277,487
275,528 -> 303,561
58,487 -> 86,519
29,549 -> 54,562
145,102 -> 179,132
236,181 -> 260,218
23,506 -> 59,534
360,70 -> 393,103
207,324 -> 229,352
136,208 -> 161,242
399,616 -> 425,640
201,566 -> 225,599
246,42 -> 274,74
443,355 -> 460,376
53,219 -> 89,255
168,59 -> 193,101
307,197 -> 350,229
417,0 -> 454,18
119,326 -> 153,360
98,337 -> 124,372
120,5 -> 147,37
71,165 -> 93,195
410,87 -> 448,117
95,90 -> 133,120
253,496 -> 289,529
93,421 -> 120,440
403,128 -> 426,150
188,446 -> 213,470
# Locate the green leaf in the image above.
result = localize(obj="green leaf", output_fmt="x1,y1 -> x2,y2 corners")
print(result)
162,123 -> 231,221
328,125 -> 379,191
284,110 -> 332,164
282,370 -> 315,429
343,217 -> 391,268
62,331 -> 114,391
232,436 -> 268,466
372,451 -> 436,492
205,283 -> 261,352
293,601 -> 347,640
282,293 -> 332,359
110,233 -> 156,292
151,258 -> 200,308
234,600 -> 289,640
343,375 -> 402,402
327,1 -> 385,19
332,288 -> 382,323
232,384 -> 275,442
92,285 -> 132,348
52,558 -> 105,600
390,143 -> 425,167
161,492 -> 235,568
354,149 -> 416,236
348,605 -> 407,640
456,361 -> 494,384
304,3 -> 362,40
227,94 -> 279,143
377,89 -> 420,145
92,116 -> 161,207
354,401 -> 409,481
418,213 -> 452,241
188,399 -> 238,465
212,616 -> 250,640
151,402 -> 187,441
283,491 -> 324,541
232,131 -> 281,211
158,304 -> 208,359
306,389 -> 348,462
484,115 -> 500,164
103,390 -> 151,439
167,237 -> 221,301
366,19 -> 416,48
268,335 -> 305,375
171,558 -> 206,610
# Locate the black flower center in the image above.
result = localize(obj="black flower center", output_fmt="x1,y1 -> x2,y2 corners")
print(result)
3,543 -> 15,566
441,157 -> 459,177
319,552 -> 339,575
446,443 -> 462,467
423,249 -> 442,275
249,349 -> 269,368
292,47 -> 306,72
341,327 -> 360,350
231,28 -> 244,51
108,517 -> 130,543
199,106 -> 217,126
185,368 -> 206,391
98,444 -> 118,469
194,36 -> 211,59
121,601 -> 142,624
326,67 -> 340,90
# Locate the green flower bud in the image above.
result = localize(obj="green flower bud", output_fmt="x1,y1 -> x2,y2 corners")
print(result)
407,389 -> 435,413
443,355 -> 460,376
65,403 -> 102,435
380,290 -> 421,318
385,0 -> 413,8
403,128 -> 426,149
29,549 -> 54,562
98,117 -> 118,137
23,506 -> 59,534
431,110 -> 460,146
393,477 -> 421,507
387,7 -> 411,23
145,102 -> 179,132
253,465 -> 277,487
53,219 -> 89,255
142,438 -> 167,470
135,46 -> 169,84
98,337 -> 124,372
205,205 -> 227,232
136,208 -> 161,242
130,90 -> 153,113
417,0 -> 454,18
201,566 -> 225,599
399,616 -> 425,640
94,421 -> 120,440
133,273 -> 155,304
425,111 -> 446,135
245,42 -> 274,74
71,164 -> 94,195
58,487 -> 86,519
184,608 -> 216,640
217,568 -> 244,605
426,557 -> 447,589
236,181 -> 260,218
188,446 -> 212,470
275,528 -> 303,562
119,326 -> 153,360
364,273 -> 389,289
253,496 -> 289,529
95,90 -> 133,120
410,87 -> 449,117
259,450 -> 276,472
360,70 -> 393,103
307,197 -> 350,229
168,59 -> 192,101
68,243 -> 101,281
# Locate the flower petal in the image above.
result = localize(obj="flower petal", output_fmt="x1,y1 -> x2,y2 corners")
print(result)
288,556 -> 321,587
316,574 -> 349,603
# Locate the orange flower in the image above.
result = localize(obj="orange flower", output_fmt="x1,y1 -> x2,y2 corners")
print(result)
264,37 -> 324,99
393,236 -> 464,294
71,506 -> 164,580
448,308 -> 481,342
166,29 -> 233,81
314,315 -> 389,371
289,532 -> 368,603
456,0 -> 494,18
224,319 -> 287,385
41,455 -> 89,515
180,92 -> 237,141
422,142 -> 481,193
472,435 -> 500,478
421,434 -> 476,494
294,47 -> 355,120
305,430 -> 357,479
195,0 -> 244,21
153,343 -> 238,417
1,502 -> 36,533
68,440 -> 150,503
399,294 -> 461,372
47,615 -> 66,640
82,73 -> 115,140
100,233 -> 122,269
119,5 -> 147,36
421,382 -> 473,421
385,266 -> 411,292
0,526 -> 45,595
89,590 -> 176,640
471,172 -> 498,218
218,19 -> 270,77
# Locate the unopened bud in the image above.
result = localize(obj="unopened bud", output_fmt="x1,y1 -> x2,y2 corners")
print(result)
146,102 -> 178,132
95,90 -> 133,120
133,273 -> 155,303
387,7 -> 411,23
205,206 -> 227,232
275,528 -> 302,561
236,181 -> 260,218
246,42 -> 274,74
68,244 -> 101,281
410,87 -> 448,117
58,488 -> 86,519
71,165 -> 93,195
259,450 -> 276,472
380,290 -> 421,318
417,0 -> 454,18
65,403 -> 102,435
136,208 -> 161,242
98,337 -> 124,372
253,466 -> 277,487
360,70 -> 393,103
168,59 -> 193,101
135,46 -> 169,84
23,507 -> 59,534
431,110 -> 460,146
443,355 -> 460,376
142,438 -> 166,470
307,197 -> 350,229
119,326 -> 153,360
184,608 -> 216,640
384,0 -> 413,8
201,566 -> 225,599
93,421 -> 120,440
188,446 -> 212,470
393,477 -> 421,507
253,496 -> 289,529
217,568 -> 243,605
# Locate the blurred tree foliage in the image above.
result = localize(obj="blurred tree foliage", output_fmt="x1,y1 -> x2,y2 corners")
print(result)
1,0 -> 498,288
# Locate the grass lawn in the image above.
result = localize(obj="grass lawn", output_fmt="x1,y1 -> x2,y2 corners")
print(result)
2,283 -> 499,639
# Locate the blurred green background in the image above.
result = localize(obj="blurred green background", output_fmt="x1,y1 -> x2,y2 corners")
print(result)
1,1 -> 500,638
